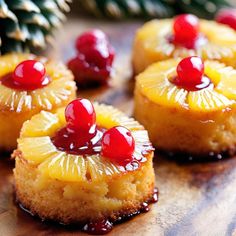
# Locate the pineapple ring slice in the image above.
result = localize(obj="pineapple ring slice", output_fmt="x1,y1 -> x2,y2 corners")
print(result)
136,59 -> 235,112
0,53 -> 76,151
132,19 -> 236,74
0,53 -> 75,112
17,103 -> 153,182
134,59 -> 236,156
14,104 -> 155,224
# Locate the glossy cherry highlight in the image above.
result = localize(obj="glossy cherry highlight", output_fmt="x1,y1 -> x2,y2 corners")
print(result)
173,14 -> 200,48
177,56 -> 204,84
101,126 -> 135,165
173,56 -> 211,91
75,29 -> 107,52
216,9 -> 236,31
76,30 -> 112,68
65,98 -> 96,131
12,60 -> 49,90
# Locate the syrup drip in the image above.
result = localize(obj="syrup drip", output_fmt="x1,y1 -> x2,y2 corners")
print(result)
83,220 -> 113,235
1,72 -> 50,91
51,125 -> 105,156
51,125 -> 152,171
82,188 -> 159,235
151,188 -> 159,203
140,202 -> 150,213
17,188 -> 159,235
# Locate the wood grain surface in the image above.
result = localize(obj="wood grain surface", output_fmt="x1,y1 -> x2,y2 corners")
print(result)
1,14 -> 236,236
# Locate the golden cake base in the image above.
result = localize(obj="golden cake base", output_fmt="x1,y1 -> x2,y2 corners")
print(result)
134,90 -> 236,156
14,151 -> 154,224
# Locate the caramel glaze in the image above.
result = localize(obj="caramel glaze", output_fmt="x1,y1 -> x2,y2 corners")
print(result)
51,125 -> 105,156
51,125 -> 152,171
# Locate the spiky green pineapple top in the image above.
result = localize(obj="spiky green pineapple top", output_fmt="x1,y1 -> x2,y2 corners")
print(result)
80,0 -> 175,19
79,0 -> 236,19
179,0 -> 236,19
0,0 -> 71,54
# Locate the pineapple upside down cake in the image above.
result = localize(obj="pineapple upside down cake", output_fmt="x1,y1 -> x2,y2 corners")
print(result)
134,56 -> 236,158
13,98 -> 156,233
0,54 -> 76,151
132,14 -> 236,75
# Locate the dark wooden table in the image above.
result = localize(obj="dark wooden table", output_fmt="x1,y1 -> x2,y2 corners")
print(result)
0,16 -> 236,236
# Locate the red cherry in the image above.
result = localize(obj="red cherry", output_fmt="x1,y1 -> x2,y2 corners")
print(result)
82,44 -> 111,69
13,60 -> 48,89
174,56 -> 211,91
176,56 -> 204,85
216,9 -> 236,31
68,29 -> 115,87
101,126 -> 135,165
76,29 -> 106,51
65,98 -> 96,131
75,29 -> 114,68
173,14 -> 200,46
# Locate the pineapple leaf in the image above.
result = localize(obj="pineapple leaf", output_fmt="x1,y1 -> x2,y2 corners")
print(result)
0,0 -> 70,54
0,0 -> 17,21
10,0 -> 40,13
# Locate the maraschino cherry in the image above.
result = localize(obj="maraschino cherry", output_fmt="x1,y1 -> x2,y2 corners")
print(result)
2,60 -> 50,90
75,30 -> 114,68
216,9 -> 236,31
101,126 -> 135,165
172,14 -> 200,49
53,98 -> 135,165
52,98 -> 101,155
173,56 -> 211,91
68,29 -> 115,87
65,98 -> 96,132
75,30 -> 104,50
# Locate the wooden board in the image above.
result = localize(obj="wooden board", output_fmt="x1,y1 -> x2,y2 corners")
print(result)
1,16 -> 236,236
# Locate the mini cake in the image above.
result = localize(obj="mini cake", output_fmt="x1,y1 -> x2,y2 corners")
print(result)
13,98 -> 155,233
134,56 -> 236,158
0,53 -> 76,151
132,14 -> 236,75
